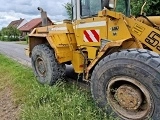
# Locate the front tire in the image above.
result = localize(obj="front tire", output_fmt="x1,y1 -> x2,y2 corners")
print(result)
31,44 -> 66,85
91,49 -> 160,120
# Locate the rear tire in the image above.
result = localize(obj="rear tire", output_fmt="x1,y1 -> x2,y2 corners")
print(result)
91,49 -> 160,120
31,44 -> 66,85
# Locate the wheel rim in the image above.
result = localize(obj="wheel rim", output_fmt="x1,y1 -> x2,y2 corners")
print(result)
35,56 -> 46,77
107,76 -> 153,120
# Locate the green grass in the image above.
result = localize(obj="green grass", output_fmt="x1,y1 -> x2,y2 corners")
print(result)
0,54 -> 115,120
16,41 -> 28,45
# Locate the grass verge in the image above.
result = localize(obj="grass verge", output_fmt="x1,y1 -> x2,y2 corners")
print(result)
0,54 -> 115,120
16,41 -> 28,45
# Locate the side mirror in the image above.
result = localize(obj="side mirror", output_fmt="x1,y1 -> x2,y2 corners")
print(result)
103,0 -> 115,9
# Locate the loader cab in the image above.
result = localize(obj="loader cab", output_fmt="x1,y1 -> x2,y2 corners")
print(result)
71,0 -> 115,20
71,0 -> 103,20
71,0 -> 131,20
71,0 -> 132,47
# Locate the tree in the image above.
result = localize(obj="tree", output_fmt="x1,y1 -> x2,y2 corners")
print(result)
146,0 -> 160,15
131,0 -> 160,16
64,2 -> 72,20
1,26 -> 21,41
9,26 -> 21,38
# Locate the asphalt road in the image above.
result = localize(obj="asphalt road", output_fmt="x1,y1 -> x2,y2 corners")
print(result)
0,41 -> 31,67
0,41 -> 82,81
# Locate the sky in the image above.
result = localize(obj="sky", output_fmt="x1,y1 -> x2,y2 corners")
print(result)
0,0 -> 70,29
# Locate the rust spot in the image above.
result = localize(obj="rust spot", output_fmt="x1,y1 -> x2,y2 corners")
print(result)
115,84 -> 142,110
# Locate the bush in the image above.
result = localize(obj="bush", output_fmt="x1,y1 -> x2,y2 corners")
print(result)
0,26 -> 21,41
0,36 -> 19,41
25,35 -> 29,43
0,36 -> 8,41
9,37 -> 19,41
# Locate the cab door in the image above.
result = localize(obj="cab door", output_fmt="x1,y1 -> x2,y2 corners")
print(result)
73,0 -> 108,47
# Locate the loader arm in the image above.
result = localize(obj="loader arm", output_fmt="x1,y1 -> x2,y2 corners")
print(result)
125,17 -> 160,54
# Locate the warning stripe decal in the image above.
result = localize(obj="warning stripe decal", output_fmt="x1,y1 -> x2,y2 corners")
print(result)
84,30 -> 93,42
91,30 -> 99,42
83,30 -> 100,42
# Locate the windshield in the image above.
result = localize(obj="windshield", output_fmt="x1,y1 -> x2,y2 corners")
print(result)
81,0 -> 102,17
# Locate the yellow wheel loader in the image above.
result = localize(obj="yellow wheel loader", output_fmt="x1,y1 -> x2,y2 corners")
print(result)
26,0 -> 160,119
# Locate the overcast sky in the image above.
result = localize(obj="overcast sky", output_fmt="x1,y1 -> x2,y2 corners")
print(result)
0,0 -> 70,29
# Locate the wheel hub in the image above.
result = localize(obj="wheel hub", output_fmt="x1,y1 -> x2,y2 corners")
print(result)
35,57 -> 46,76
107,76 -> 153,119
115,84 -> 142,110
38,61 -> 45,73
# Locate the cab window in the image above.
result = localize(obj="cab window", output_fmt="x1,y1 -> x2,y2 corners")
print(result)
80,0 -> 102,17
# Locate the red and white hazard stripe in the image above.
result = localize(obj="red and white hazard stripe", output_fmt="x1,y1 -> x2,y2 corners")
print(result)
84,30 -> 100,42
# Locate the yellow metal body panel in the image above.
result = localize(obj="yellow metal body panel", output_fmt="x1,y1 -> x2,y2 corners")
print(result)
121,39 -> 143,49
137,16 -> 160,26
72,51 -> 84,73
46,23 -> 77,63
86,47 -> 99,60
125,17 -> 160,54
74,17 -> 107,46
98,9 -> 121,19
85,40 -> 124,79
107,16 -> 132,41
28,8 -> 160,76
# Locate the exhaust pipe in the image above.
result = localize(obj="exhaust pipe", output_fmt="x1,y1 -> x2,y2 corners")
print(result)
37,7 -> 48,27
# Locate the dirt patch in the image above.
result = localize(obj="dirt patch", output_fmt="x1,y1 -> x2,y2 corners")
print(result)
0,87 -> 19,120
